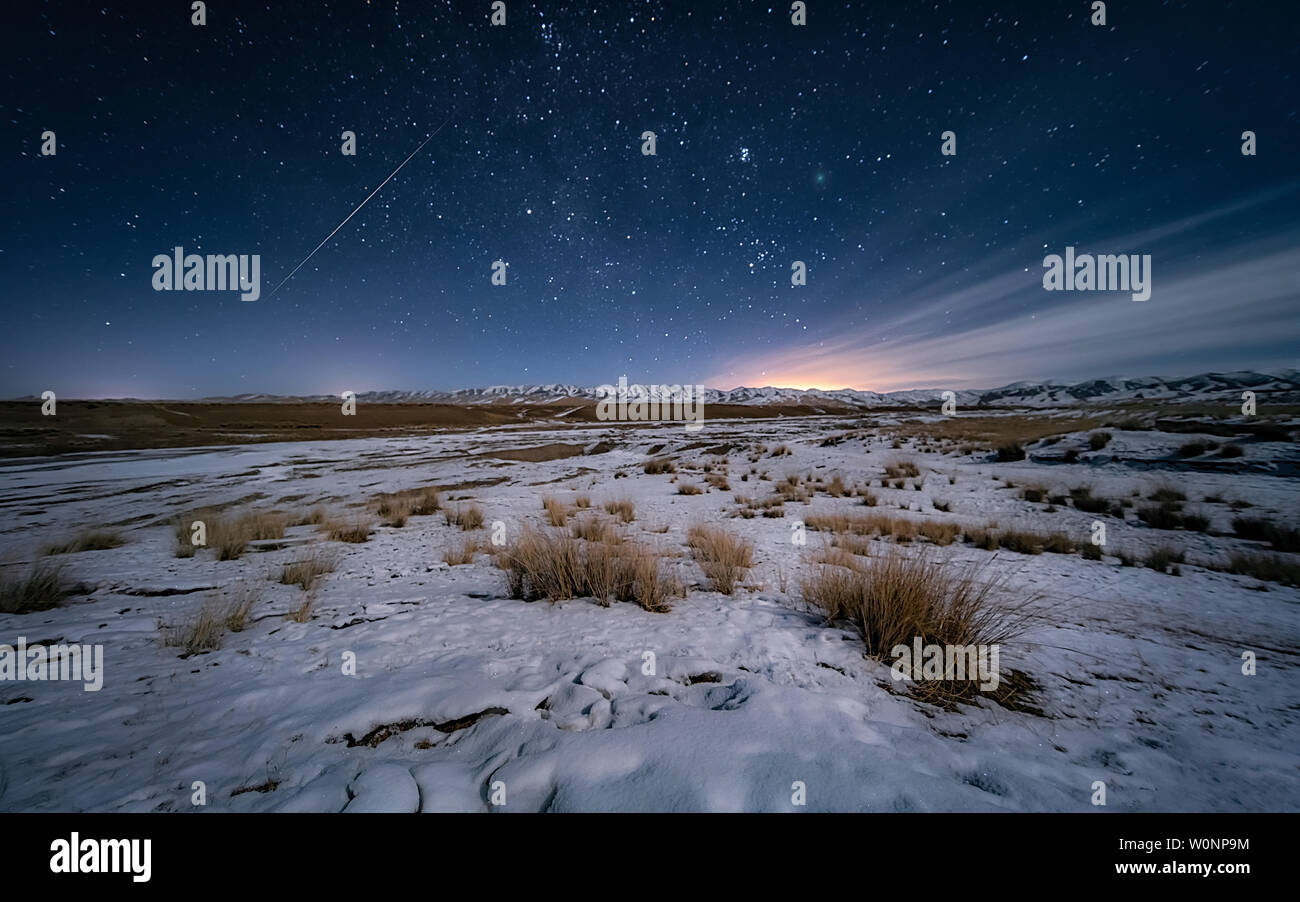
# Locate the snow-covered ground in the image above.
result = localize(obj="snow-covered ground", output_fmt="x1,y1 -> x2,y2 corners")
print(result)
1,415 -> 1297,812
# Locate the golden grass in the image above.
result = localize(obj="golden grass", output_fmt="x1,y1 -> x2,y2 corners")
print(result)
173,515 -> 198,557
371,486 -> 442,519
163,605 -> 226,655
380,500 -> 412,527
815,545 -> 867,571
917,521 -> 960,546
884,459 -> 921,479
542,495 -> 570,526
290,506 -> 329,527
444,536 -> 487,566
800,546 -> 1040,707
286,592 -> 315,623
996,528 -> 1043,555
686,524 -> 755,594
831,533 -> 876,556
603,498 -> 636,522
445,502 -> 486,530
162,588 -> 259,655
570,515 -> 619,544
41,529 -> 126,556
280,549 -> 338,591
805,512 -> 917,541
224,586 -> 257,632
201,510 -> 288,560
497,526 -> 678,612
325,515 -> 373,543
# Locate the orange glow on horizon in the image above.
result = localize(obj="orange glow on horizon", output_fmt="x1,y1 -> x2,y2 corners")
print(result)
715,364 -> 889,393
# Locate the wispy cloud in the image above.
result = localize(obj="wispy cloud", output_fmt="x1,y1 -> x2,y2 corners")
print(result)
709,189 -> 1300,392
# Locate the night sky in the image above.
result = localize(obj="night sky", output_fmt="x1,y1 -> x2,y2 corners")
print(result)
4,0 -> 1297,399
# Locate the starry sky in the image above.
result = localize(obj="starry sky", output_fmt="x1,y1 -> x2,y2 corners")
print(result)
4,0 -> 1297,399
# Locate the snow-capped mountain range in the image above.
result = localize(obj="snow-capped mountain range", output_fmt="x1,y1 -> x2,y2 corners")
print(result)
202,370 -> 1300,408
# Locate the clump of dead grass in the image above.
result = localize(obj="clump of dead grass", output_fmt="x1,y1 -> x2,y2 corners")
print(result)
445,503 -> 486,530
0,562 -> 72,614
604,499 -> 636,522
280,549 -> 338,591
443,537 -> 488,566
800,546 -> 1040,709
497,526 -> 678,612
324,515 -> 373,543
41,529 -> 126,556
686,524 -> 755,594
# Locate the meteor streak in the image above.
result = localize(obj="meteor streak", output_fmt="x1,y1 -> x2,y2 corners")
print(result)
269,114 -> 452,297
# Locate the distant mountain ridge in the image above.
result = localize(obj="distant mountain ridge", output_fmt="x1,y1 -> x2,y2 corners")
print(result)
196,369 -> 1300,408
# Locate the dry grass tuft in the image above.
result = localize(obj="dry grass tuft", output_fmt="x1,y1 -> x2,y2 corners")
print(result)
884,459 -> 921,479
444,536 -> 487,565
408,488 -> 443,516
290,506 -> 329,527
372,486 -> 441,521
816,545 -> 867,571
1145,545 -> 1185,574
1224,552 -> 1300,587
964,526 -> 1000,551
497,526 -> 677,612
831,533 -> 876,557
197,510 -> 289,560
1042,532 -> 1075,554
800,546 -> 1040,708
162,588 -> 260,655
542,495 -> 571,526
1232,516 -> 1300,552
0,562 -> 72,614
173,515 -> 199,557
286,592 -> 315,623
445,502 -> 486,531
604,498 -> 636,522
805,512 -> 920,542
686,524 -> 755,594
42,529 -> 126,556
324,515 -> 373,543
377,498 -> 412,527
996,529 -> 1043,555
223,586 -> 258,633
570,515 -> 619,544
163,604 -> 226,656
280,549 -> 338,591
918,521 -> 960,546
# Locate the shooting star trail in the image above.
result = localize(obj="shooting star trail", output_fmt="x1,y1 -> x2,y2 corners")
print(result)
269,114 -> 452,297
